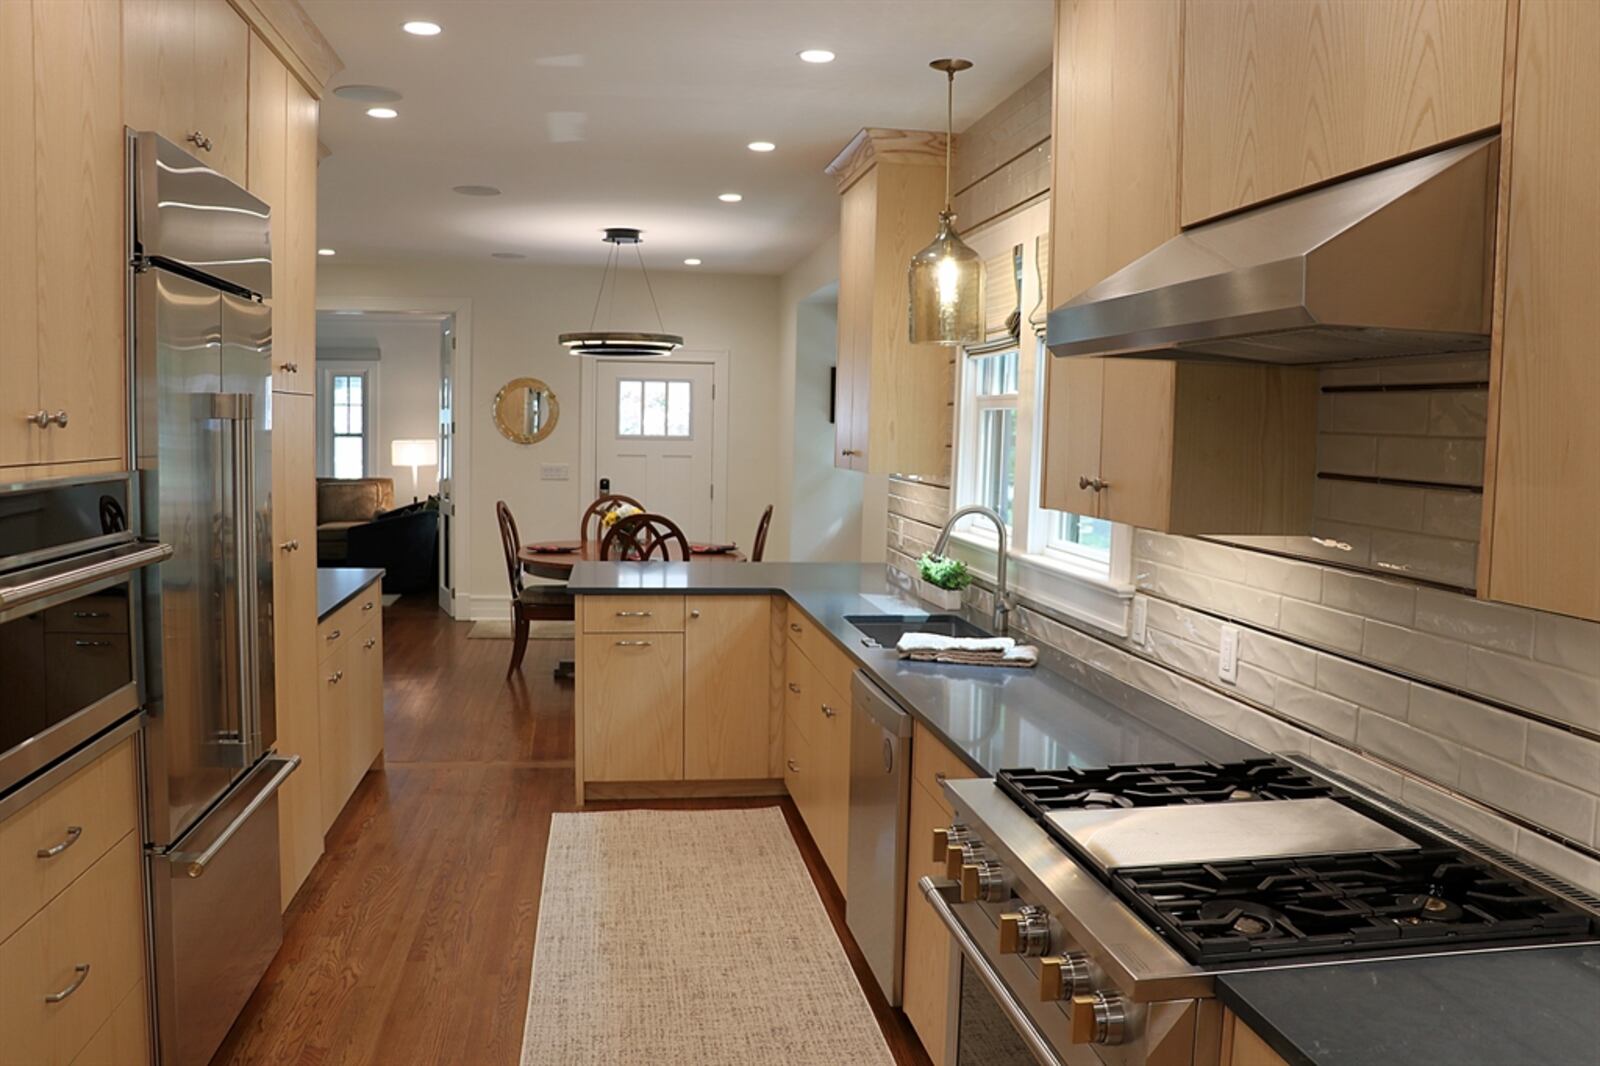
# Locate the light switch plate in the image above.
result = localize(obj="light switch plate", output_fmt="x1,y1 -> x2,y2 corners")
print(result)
540,464 -> 570,481
1218,624 -> 1240,684
1130,594 -> 1149,645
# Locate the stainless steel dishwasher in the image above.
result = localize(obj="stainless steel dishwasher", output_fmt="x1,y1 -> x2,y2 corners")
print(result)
846,670 -> 914,1005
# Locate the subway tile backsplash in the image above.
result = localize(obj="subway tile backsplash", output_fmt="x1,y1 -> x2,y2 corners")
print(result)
887,476 -> 1600,895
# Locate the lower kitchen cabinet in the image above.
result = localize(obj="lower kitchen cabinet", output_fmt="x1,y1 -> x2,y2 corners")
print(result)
1220,1010 -> 1290,1066
316,580 -> 385,834
575,595 -> 779,797
69,980 -> 150,1066
782,624 -> 854,896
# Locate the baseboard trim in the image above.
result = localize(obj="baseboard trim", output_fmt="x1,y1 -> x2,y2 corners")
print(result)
582,779 -> 788,802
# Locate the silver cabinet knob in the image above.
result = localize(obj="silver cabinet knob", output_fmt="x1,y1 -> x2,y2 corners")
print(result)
277,361 -> 299,373
48,410 -> 67,428
25,410 -> 67,428
786,758 -> 799,773
364,637 -> 376,649
186,130 -> 214,152
689,608 -> 701,618
279,538 -> 300,552
1077,475 -> 1107,491
328,670 -> 343,684
820,703 -> 837,719
787,682 -> 801,694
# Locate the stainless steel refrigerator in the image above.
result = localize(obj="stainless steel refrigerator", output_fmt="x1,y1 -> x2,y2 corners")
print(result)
130,131 -> 300,1066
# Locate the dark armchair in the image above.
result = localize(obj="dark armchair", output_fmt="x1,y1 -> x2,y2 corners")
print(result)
345,502 -> 439,595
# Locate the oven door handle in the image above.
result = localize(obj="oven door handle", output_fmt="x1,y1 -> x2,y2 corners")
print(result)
0,542 -> 173,615
919,876 -> 1067,1066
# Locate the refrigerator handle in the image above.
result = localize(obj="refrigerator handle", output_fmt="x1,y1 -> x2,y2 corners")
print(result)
215,392 -> 260,759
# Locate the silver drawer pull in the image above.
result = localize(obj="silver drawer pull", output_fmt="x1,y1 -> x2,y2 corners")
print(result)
786,759 -> 800,773
362,601 -> 374,611
327,629 -> 341,641
44,964 -> 90,1004
614,640 -> 653,647
72,639 -> 112,648
71,610 -> 108,619
789,622 -> 802,633
934,771 -> 948,785
614,610 -> 653,618
364,637 -> 376,649
821,704 -> 837,718
277,361 -> 299,373
328,670 -> 343,684
36,826 -> 83,859
787,682 -> 801,694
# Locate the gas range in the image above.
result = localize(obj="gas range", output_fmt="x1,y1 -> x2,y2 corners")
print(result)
926,757 -> 1598,1064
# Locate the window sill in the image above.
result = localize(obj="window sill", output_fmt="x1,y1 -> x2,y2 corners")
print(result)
943,531 -> 1134,637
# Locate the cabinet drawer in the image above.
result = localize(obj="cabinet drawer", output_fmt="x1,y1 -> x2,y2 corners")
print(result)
911,723 -> 978,817
70,980 -> 148,1066
0,738 -> 138,943
582,595 -> 685,633
317,582 -> 381,659
785,602 -> 857,701
0,832 -> 146,1066
783,712 -> 820,830
42,595 -> 128,635
783,642 -> 816,745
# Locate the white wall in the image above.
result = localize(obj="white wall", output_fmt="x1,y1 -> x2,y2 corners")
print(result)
316,315 -> 446,499
319,259 -> 781,616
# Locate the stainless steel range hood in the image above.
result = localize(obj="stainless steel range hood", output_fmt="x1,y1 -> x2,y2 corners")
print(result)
1047,136 -> 1498,364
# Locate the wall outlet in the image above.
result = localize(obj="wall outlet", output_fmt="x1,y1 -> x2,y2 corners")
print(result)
1218,624 -> 1240,684
540,464 -> 570,481
1129,594 -> 1149,645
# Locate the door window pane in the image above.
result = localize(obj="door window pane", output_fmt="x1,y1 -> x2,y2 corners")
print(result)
642,380 -> 668,436
618,379 -> 643,436
666,380 -> 692,437
616,378 -> 693,438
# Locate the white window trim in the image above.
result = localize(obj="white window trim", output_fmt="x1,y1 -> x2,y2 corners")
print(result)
318,361 -> 381,479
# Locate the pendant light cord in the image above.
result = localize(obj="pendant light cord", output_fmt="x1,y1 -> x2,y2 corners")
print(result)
943,68 -> 954,212
634,243 -> 668,333
588,240 -> 620,330
586,236 -> 667,333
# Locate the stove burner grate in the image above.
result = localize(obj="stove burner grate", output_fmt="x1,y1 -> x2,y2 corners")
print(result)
996,758 -> 1334,816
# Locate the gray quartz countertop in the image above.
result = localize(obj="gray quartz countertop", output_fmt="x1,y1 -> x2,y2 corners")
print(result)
316,567 -> 384,621
570,562 -> 1600,1066
1216,944 -> 1600,1066
567,561 -> 1258,773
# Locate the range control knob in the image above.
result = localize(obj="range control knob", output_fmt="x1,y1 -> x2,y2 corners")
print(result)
932,824 -> 973,864
998,905 -> 1051,956
1039,951 -> 1093,1001
959,860 -> 1006,903
945,840 -> 983,881
1069,992 -> 1128,1046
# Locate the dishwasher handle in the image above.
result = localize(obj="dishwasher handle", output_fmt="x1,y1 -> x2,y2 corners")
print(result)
851,670 -> 913,737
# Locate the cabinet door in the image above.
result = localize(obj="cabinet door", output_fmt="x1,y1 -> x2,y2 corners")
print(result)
811,671 -> 853,897
278,75 -> 319,396
1182,0 -> 1506,225
122,0 -> 194,149
1220,1010 -> 1291,1066
1482,0 -> 1599,621
34,0 -> 125,469
581,634 -> 684,782
836,172 -> 876,471
684,596 -> 772,780
1040,0 -> 1180,511
902,776 -> 955,1066
351,617 -> 384,781
192,0 -> 248,184
70,980 -> 151,1066
0,0 -> 40,470
271,391 -> 321,907
1097,360 -> 1176,531
317,642 -> 352,833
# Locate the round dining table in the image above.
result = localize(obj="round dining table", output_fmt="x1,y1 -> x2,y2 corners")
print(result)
518,539 -> 746,580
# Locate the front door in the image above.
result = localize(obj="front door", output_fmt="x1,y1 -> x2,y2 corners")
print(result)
594,361 -> 715,541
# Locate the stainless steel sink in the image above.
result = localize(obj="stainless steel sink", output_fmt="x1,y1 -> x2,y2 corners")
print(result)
846,613 -> 992,648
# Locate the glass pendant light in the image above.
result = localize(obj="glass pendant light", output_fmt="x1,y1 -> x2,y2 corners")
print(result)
908,58 -> 985,346
560,227 -> 684,358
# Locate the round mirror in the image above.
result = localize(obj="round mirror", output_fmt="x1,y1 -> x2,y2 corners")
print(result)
493,377 -> 560,444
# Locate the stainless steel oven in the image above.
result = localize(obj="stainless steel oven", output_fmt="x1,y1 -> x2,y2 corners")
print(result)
0,474 -> 171,796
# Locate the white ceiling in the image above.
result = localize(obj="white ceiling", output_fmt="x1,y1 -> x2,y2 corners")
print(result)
302,0 -> 1053,275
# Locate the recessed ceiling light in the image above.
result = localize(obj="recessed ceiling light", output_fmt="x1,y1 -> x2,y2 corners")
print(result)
332,84 -> 403,103
683,258 -> 702,266
366,107 -> 399,119
402,20 -> 441,36
491,252 -> 527,260
452,184 -> 501,196
747,141 -> 776,153
798,49 -> 835,64
317,248 -> 336,256
718,193 -> 743,203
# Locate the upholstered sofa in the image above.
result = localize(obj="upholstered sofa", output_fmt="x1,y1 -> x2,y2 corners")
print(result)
316,477 -> 395,563
345,502 -> 440,594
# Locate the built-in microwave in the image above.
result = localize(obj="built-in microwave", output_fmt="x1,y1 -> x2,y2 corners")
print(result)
0,474 -> 171,795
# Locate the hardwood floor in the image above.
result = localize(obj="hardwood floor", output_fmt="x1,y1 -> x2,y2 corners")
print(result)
212,597 -> 932,1066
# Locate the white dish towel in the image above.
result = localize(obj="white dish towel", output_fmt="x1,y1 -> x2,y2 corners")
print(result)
895,632 -> 1039,668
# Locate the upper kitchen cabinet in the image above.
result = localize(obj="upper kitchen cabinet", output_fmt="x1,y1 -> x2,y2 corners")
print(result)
1480,0 -> 1599,621
827,130 -> 951,478
0,0 -> 126,479
1181,0 -> 1506,225
123,0 -> 251,186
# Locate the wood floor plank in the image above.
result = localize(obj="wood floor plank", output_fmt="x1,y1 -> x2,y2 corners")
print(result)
211,598 -> 930,1066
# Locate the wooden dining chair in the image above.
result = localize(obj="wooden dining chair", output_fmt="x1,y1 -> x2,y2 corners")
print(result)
750,504 -> 773,562
600,513 -> 690,561
496,500 -> 575,679
580,493 -> 645,542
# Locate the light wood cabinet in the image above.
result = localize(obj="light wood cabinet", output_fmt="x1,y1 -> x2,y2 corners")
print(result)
1220,1009 -> 1290,1066
0,0 -> 126,479
1181,0 -> 1506,225
0,832 -> 147,1066
1480,0 -> 1600,622
1045,360 -> 1318,535
123,0 -> 250,185
581,633 -> 686,782
70,980 -> 150,1066
316,641 -> 352,833
271,390 -> 321,907
782,628 -> 854,895
280,71 -> 319,394
315,583 -> 385,833
684,596 -> 776,780
827,130 -> 951,478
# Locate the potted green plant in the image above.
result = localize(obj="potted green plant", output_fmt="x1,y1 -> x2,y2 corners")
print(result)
917,552 -> 971,610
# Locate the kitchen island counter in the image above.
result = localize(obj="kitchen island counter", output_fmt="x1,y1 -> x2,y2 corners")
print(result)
317,566 -> 385,621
